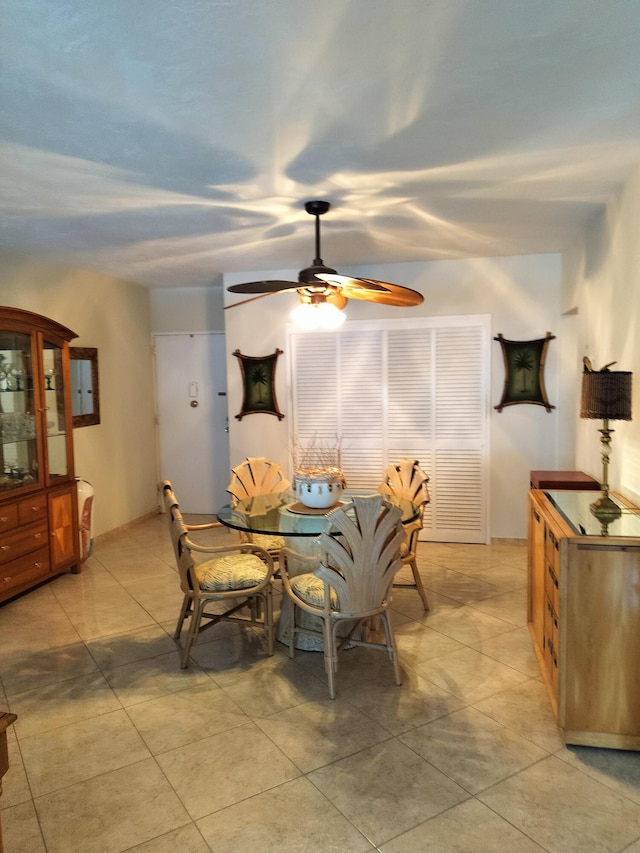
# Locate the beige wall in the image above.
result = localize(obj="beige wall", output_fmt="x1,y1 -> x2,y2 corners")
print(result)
224,253 -> 563,540
564,163 -> 640,506
0,250 -> 159,536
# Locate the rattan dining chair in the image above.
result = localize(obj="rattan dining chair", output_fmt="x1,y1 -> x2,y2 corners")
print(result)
226,456 -> 291,564
378,458 -> 431,610
280,494 -> 405,699
162,481 -> 275,668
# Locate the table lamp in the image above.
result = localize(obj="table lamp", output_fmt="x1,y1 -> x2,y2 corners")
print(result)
580,360 -> 632,532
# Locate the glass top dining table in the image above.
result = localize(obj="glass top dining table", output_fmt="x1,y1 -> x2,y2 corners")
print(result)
215,490 -> 421,538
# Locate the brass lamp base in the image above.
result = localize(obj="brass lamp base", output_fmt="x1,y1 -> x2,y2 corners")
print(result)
590,492 -> 621,536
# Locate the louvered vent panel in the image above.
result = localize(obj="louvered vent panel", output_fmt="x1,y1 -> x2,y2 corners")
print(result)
387,329 -> 433,442
292,333 -> 339,447
339,332 -> 384,446
433,450 -> 484,531
434,327 -> 484,442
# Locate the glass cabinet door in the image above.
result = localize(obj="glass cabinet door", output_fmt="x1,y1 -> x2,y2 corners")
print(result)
43,340 -> 69,481
0,331 -> 40,493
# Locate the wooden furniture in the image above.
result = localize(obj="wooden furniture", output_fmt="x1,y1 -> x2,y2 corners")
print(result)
0,307 -> 80,603
378,458 -> 431,610
0,711 -> 17,853
226,456 -> 290,562
529,469 -> 600,490
528,488 -> 640,750
162,481 -> 275,668
280,494 -> 405,699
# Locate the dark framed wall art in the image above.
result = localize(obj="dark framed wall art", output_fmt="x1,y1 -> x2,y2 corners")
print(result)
233,348 -> 285,420
494,332 -> 555,412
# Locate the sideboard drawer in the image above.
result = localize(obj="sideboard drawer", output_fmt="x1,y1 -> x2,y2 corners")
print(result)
18,496 -> 48,526
0,503 -> 19,534
0,547 -> 50,597
0,520 -> 49,565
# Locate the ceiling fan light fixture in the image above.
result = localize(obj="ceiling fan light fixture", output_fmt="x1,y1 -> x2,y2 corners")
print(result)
290,301 -> 346,331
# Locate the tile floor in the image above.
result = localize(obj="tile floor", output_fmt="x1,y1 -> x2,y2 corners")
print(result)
2,514 -> 640,852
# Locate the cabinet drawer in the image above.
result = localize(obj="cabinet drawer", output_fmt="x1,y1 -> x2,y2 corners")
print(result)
0,503 -> 19,534
0,547 -> 50,597
0,520 -> 48,565
545,527 -> 560,568
18,495 -> 48,525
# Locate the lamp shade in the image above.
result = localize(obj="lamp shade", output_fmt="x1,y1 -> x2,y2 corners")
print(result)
580,370 -> 632,421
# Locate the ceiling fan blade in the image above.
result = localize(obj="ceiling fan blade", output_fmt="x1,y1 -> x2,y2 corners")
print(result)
224,291 -> 285,309
314,273 -> 390,296
227,279 -> 298,294
357,279 -> 424,307
315,273 -> 423,306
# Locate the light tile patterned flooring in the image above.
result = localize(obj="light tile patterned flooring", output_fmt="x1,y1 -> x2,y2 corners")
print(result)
2,514 -> 640,852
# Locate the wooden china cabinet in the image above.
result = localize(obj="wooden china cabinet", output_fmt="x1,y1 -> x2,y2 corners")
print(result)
0,307 -> 80,603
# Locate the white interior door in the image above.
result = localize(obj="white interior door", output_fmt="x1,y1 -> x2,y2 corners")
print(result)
154,333 -> 230,514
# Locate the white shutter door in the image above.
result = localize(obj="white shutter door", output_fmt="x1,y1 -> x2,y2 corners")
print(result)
289,316 -> 489,543
429,326 -> 487,542
339,330 -> 385,489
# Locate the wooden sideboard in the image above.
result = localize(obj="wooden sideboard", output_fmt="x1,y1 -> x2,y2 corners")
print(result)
528,488 -> 640,750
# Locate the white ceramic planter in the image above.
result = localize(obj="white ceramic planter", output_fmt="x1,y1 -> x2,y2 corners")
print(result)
295,473 -> 344,508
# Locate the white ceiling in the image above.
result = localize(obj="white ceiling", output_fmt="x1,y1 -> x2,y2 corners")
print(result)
2,0 -> 640,288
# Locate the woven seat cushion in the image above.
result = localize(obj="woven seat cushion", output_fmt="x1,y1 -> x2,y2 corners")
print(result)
291,572 -> 339,609
248,533 -> 285,553
195,553 -> 269,591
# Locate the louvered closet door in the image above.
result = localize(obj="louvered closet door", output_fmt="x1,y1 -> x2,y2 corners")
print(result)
289,317 -> 489,543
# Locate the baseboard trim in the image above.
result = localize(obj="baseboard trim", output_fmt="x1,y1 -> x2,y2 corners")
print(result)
94,508 -> 161,543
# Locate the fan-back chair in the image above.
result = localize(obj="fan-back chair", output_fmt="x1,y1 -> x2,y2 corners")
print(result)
226,456 -> 291,563
378,458 -> 431,610
162,481 -> 275,668
280,494 -> 405,699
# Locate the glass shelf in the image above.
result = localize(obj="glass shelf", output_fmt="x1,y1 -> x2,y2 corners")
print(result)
544,490 -> 640,538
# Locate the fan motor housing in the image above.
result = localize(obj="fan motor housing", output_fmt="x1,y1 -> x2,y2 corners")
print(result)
298,264 -> 338,285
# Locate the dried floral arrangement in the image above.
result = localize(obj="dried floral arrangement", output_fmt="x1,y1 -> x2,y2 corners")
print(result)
292,436 -> 345,484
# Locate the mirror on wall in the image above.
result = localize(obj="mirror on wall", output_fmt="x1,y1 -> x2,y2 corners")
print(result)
70,347 -> 100,427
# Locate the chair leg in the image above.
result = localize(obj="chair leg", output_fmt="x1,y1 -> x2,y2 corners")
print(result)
324,617 -> 337,699
174,594 -> 191,639
264,588 -> 274,656
181,599 -> 203,668
409,558 -> 430,610
288,595 -> 296,659
381,611 -> 402,686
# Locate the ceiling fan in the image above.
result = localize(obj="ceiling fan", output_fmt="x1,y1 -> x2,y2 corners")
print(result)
225,201 -> 424,314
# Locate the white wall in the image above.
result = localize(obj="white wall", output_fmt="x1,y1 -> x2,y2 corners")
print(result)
225,253 -> 562,539
150,283 -> 225,333
0,250 -> 158,536
564,163 -> 640,506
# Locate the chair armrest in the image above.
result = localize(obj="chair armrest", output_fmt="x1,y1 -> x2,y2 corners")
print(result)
184,521 -> 224,531
184,534 -> 274,570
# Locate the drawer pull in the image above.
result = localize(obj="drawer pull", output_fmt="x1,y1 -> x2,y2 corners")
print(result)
0,545 -> 9,552
3,576 -> 11,583
33,533 -> 42,539
34,561 -> 43,568
0,515 -> 8,522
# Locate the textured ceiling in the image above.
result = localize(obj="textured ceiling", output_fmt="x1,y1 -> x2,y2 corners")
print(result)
2,1 -> 640,288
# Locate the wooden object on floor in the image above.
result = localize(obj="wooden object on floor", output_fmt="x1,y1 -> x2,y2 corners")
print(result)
0,307 -> 80,603
529,470 -> 600,490
528,488 -> 640,750
0,711 -> 17,853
